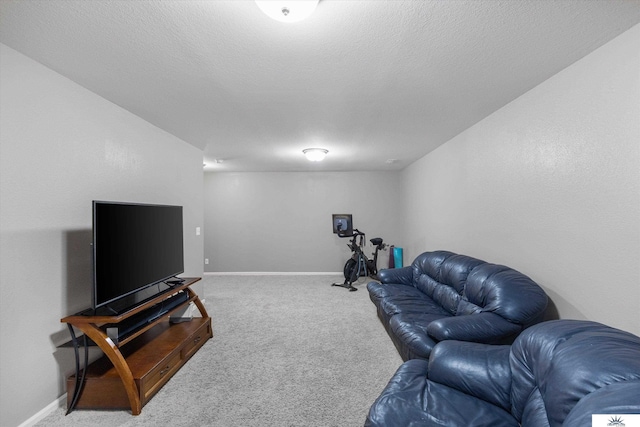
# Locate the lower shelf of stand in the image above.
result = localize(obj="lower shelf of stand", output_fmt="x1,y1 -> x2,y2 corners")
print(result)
67,317 -> 212,411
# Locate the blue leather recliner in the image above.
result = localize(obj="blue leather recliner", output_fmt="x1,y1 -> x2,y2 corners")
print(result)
367,250 -> 549,360
365,319 -> 640,426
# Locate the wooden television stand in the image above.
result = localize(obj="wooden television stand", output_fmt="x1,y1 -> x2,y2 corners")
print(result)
61,277 -> 212,415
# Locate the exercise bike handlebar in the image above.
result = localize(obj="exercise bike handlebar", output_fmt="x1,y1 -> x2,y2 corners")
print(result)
337,228 -> 364,238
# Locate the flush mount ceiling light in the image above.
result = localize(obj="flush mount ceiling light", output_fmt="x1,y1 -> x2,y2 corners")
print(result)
255,0 -> 319,23
203,159 -> 224,168
303,148 -> 328,162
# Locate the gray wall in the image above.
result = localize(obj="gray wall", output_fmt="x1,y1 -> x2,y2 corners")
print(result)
0,44 -> 204,427
204,171 -> 402,272
400,25 -> 640,336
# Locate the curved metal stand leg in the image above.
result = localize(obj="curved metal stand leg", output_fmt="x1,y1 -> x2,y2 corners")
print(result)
66,324 -> 88,415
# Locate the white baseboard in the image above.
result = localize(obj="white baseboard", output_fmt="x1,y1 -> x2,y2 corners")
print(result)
204,271 -> 342,276
18,394 -> 66,427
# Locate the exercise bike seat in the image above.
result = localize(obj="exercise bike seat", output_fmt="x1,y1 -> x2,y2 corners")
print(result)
370,237 -> 383,247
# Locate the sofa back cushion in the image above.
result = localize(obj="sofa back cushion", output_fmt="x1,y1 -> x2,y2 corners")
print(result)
509,320 -> 640,426
411,251 -> 454,289
412,251 -> 485,315
458,264 -> 547,325
411,251 -> 546,323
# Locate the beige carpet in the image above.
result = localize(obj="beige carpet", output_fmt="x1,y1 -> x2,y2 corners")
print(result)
35,275 -> 403,427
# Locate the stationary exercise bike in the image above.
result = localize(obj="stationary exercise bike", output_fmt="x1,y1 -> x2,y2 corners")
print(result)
332,228 -> 386,291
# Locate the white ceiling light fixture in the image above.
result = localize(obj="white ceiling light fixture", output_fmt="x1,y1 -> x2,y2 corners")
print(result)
203,159 -> 224,169
303,148 -> 328,162
255,0 -> 319,23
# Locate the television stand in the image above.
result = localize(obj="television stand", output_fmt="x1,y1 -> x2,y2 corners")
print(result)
61,277 -> 211,415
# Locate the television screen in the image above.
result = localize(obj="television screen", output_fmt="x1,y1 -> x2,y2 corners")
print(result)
92,201 -> 184,311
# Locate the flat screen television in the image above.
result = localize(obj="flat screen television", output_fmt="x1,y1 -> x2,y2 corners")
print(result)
92,201 -> 184,312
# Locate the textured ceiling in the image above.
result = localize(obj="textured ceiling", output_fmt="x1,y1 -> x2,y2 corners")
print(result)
2,0 -> 639,172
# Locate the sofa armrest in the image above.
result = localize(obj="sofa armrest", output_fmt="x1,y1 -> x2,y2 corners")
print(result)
377,266 -> 413,286
427,312 -> 522,343
428,340 -> 512,411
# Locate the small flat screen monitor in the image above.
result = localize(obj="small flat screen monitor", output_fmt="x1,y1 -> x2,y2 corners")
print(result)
332,214 -> 353,236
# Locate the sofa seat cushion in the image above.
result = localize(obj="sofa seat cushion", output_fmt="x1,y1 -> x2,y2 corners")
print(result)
367,281 -> 421,306
365,359 -> 519,427
389,313 -> 444,359
380,293 -> 451,320
365,359 -> 430,427
369,283 -> 449,325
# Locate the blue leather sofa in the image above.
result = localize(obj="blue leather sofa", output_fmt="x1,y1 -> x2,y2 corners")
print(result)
365,320 -> 640,426
367,250 -> 548,360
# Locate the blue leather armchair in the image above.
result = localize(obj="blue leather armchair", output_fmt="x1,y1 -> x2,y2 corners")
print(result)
367,250 -> 549,360
365,320 -> 640,426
